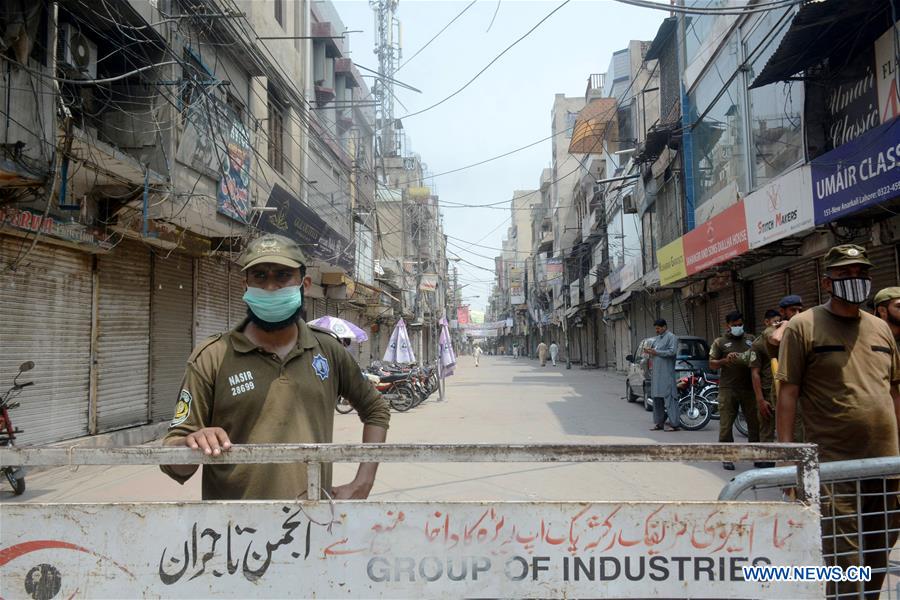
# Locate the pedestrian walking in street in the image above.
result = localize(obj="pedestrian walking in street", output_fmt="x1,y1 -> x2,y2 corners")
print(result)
874,286 -> 900,344
160,234 -> 391,501
549,341 -> 559,366
513,344 -> 519,359
747,309 -> 781,467
645,319 -> 680,432
709,310 -> 758,470
777,244 -> 900,599
537,341 -> 549,366
473,345 -> 483,367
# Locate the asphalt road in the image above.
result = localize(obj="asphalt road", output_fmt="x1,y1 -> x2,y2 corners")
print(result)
2,355 -> 754,503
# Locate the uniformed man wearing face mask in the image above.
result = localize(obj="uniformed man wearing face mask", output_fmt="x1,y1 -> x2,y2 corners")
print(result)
161,234 -> 391,501
709,310 -> 758,470
777,244 -> 900,598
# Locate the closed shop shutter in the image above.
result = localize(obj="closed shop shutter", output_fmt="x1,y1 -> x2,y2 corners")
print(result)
230,265 -> 247,328
787,259 -> 821,310
658,296 -> 676,333
0,237 -> 92,444
712,285 -> 739,331
868,245 -> 898,293
752,271 -> 788,332
96,241 -> 151,432
672,293 -> 691,337
150,253 -> 194,422
195,257 -> 230,341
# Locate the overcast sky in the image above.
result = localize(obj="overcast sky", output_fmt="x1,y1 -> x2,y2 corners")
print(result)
333,0 -> 665,312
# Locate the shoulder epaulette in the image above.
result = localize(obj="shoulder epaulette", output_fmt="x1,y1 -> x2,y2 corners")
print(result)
188,333 -> 224,362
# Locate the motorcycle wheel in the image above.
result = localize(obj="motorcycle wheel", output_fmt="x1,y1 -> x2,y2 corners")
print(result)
335,396 -> 354,414
4,468 -> 25,495
735,408 -> 749,438
678,396 -> 711,431
702,388 -> 720,420
388,385 -> 415,412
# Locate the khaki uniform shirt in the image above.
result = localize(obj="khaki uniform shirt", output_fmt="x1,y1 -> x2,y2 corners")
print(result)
748,335 -> 774,395
777,306 -> 900,462
709,333 -> 755,390
161,320 -> 391,500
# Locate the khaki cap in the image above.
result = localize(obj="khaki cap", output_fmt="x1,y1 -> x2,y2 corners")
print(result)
874,286 -> 900,306
823,244 -> 873,269
239,234 -> 306,271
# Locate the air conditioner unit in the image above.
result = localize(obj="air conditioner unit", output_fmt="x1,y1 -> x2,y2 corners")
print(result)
58,24 -> 97,79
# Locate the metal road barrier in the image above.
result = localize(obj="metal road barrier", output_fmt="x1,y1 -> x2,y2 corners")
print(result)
720,456 -> 900,600
0,443 -> 824,599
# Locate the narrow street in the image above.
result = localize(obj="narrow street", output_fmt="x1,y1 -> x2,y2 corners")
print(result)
4,357 -> 738,504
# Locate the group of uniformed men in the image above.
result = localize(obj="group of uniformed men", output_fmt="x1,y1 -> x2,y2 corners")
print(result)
710,244 -> 900,598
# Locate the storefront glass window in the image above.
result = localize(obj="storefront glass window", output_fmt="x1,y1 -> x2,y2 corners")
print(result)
689,36 -> 747,210
743,8 -> 803,189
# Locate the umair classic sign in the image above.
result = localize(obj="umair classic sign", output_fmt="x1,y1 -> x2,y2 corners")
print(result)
812,117 -> 900,224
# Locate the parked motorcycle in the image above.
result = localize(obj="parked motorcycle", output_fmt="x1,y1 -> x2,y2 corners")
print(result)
363,369 -> 417,412
675,364 -> 713,431
1,361 -> 34,495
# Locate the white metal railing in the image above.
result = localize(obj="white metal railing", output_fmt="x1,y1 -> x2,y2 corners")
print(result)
2,442 -> 820,502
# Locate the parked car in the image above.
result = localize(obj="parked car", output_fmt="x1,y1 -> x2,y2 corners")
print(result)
625,336 -> 711,411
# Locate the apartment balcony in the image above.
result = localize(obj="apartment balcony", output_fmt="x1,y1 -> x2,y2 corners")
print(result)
585,73 -> 606,102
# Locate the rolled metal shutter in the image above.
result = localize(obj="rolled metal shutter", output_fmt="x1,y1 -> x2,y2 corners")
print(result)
150,252 -> 194,422
96,241 -> 151,432
752,271 -> 788,332
713,284 -> 740,327
787,259 -> 821,309
868,245 -> 899,294
195,257 -> 230,341
230,264 -> 247,328
0,237 -> 92,444
672,292 -> 691,337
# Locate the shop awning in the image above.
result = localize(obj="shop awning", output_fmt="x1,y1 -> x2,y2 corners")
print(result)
568,98 -> 618,154
645,17 -> 676,62
750,0 -> 896,89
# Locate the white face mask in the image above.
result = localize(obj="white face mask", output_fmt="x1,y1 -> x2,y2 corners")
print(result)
730,326 -> 744,337
829,277 -> 872,305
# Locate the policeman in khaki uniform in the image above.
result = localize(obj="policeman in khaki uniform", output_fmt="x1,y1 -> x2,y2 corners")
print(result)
778,244 -> 900,598
708,310 -> 758,470
161,234 -> 391,500
874,286 -> 900,344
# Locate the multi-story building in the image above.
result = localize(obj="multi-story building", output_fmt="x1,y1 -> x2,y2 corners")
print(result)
0,0 -> 424,445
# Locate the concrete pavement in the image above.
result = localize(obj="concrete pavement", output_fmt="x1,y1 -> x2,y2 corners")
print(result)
2,355 -> 750,503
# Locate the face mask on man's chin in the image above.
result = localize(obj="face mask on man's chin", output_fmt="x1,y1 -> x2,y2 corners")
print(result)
246,305 -> 303,332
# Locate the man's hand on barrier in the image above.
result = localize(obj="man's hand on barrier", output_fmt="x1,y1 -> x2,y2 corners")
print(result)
184,427 -> 233,456
331,478 -> 374,500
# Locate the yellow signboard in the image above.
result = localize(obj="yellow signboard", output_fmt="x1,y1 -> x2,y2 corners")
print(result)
657,238 -> 687,286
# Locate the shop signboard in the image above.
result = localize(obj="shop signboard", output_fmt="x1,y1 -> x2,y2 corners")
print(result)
544,258 -> 563,281
657,238 -> 687,286
683,201 -> 749,275
744,166 -> 814,249
260,184 -> 354,271
0,206 -> 115,250
875,24 -> 900,124
811,117 -> 900,224
0,501 -> 821,598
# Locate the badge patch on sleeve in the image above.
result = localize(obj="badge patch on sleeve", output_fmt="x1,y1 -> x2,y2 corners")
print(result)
312,354 -> 330,381
170,390 -> 192,427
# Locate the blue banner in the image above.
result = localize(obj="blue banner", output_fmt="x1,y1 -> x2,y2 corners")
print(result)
812,117 -> 900,224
